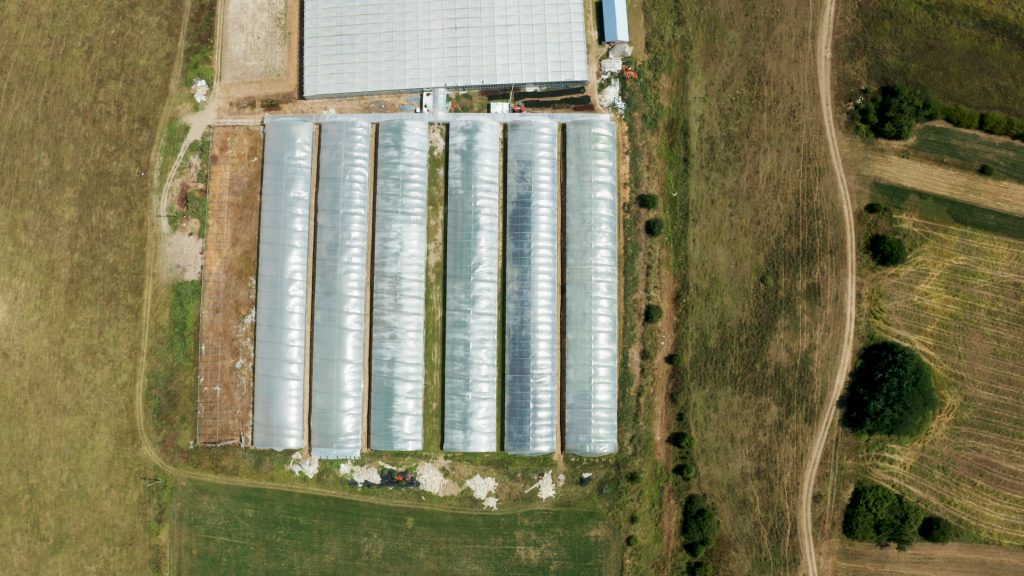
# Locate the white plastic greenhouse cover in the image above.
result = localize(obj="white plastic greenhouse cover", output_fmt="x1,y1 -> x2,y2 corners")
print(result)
311,121 -> 372,459
253,120 -> 315,450
564,121 -> 619,456
504,121 -> 559,455
370,120 -> 429,451
443,120 -> 501,452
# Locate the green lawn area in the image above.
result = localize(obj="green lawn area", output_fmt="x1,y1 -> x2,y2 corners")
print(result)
870,181 -> 1024,241
835,0 -> 1024,117
170,480 -> 613,576
912,124 -> 1024,184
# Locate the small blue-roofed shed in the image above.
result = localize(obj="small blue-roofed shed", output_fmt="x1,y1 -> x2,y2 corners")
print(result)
602,0 -> 629,44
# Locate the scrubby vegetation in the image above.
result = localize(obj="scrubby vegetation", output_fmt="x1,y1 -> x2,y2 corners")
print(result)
645,218 -> 665,237
843,483 -> 925,549
978,163 -> 994,177
919,516 -> 958,544
841,341 -> 938,437
183,0 -> 217,86
867,233 -> 907,266
643,304 -> 663,324
853,84 -> 1024,142
637,193 -> 659,209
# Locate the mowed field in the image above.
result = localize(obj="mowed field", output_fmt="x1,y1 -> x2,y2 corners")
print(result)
0,1 -> 184,573
169,480 -> 613,576
864,217 -> 1024,544
835,541 -> 1024,576
912,124 -> 1024,185
834,0 -> 1024,116
629,0 -> 847,572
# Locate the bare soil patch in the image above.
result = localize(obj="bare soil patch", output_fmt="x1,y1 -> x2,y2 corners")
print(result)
196,126 -> 263,445
217,0 -> 297,99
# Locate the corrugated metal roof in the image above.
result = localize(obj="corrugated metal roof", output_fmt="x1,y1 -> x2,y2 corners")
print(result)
602,0 -> 629,43
303,0 -> 589,97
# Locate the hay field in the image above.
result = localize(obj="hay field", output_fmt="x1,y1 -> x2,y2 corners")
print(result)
864,217 -> 1024,544
170,480 -> 614,576
835,540 -> 1024,576
0,1 -> 184,572
628,0 -> 847,572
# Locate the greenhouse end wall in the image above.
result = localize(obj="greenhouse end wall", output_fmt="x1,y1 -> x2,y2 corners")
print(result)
369,120 -> 429,451
504,121 -> 560,455
253,120 -> 315,451
564,120 -> 619,456
443,120 -> 501,452
310,121 -> 373,459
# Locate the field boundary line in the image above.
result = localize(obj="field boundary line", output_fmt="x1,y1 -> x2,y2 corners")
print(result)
798,0 -> 857,574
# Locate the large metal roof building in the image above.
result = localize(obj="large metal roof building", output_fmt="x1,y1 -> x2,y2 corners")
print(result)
303,0 -> 589,98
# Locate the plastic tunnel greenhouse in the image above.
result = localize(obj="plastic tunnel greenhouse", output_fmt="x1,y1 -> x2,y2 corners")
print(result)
504,120 -> 559,455
443,120 -> 501,452
370,120 -> 429,451
564,120 -> 619,456
253,120 -> 315,451
310,121 -> 373,459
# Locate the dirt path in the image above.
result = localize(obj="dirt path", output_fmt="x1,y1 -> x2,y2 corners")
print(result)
798,0 -> 857,574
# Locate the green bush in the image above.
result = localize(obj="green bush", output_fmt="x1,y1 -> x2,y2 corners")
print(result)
625,535 -> 638,547
979,163 -> 995,177
645,218 -> 665,236
664,353 -> 679,365
673,463 -> 697,481
842,483 -> 924,549
644,304 -> 663,323
841,341 -> 938,437
867,234 -> 907,266
667,431 -> 693,450
980,112 -> 1010,136
681,494 -> 719,558
864,202 -> 886,215
873,85 -> 927,140
637,194 -> 659,209
943,103 -> 980,130
689,562 -> 713,576
919,516 -> 956,544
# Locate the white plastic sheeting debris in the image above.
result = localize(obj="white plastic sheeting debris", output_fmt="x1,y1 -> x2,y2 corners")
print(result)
525,470 -> 557,500
600,58 -> 623,74
288,452 -> 320,478
338,463 -> 383,486
416,462 -> 449,495
465,474 -> 498,501
191,78 -> 209,103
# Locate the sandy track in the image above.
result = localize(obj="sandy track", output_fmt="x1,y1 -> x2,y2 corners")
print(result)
798,0 -> 857,574
864,153 -> 1024,217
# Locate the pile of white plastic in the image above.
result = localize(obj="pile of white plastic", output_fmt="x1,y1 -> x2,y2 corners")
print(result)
338,462 -> 382,486
465,474 -> 499,510
287,452 -> 320,478
191,78 -> 209,104
416,462 -> 448,496
525,470 -> 556,501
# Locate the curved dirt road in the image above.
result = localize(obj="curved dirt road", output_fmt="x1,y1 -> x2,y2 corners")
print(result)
798,0 -> 857,574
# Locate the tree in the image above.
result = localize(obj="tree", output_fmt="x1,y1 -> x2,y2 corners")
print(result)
645,218 -> 665,236
867,234 -> 907,266
943,104 -> 980,130
637,194 -> 659,209
980,112 -> 1010,136
843,483 -> 925,549
644,304 -> 663,323
873,85 -> 926,140
841,341 -> 938,437
681,494 -> 719,558
979,163 -> 995,177
919,516 -> 956,543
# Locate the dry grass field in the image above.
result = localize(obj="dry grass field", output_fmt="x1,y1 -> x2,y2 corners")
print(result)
835,540 -> 1024,575
0,1 -> 184,572
863,217 -> 1024,545
626,0 -> 848,572
862,153 -> 1024,217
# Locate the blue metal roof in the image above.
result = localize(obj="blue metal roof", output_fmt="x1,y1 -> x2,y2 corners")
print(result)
602,0 -> 629,44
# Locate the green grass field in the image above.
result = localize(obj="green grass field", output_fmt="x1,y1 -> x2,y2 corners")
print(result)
170,480 -> 614,576
870,182 -> 1024,241
835,0 -> 1024,117
0,1 -> 184,572
912,124 -> 1024,184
